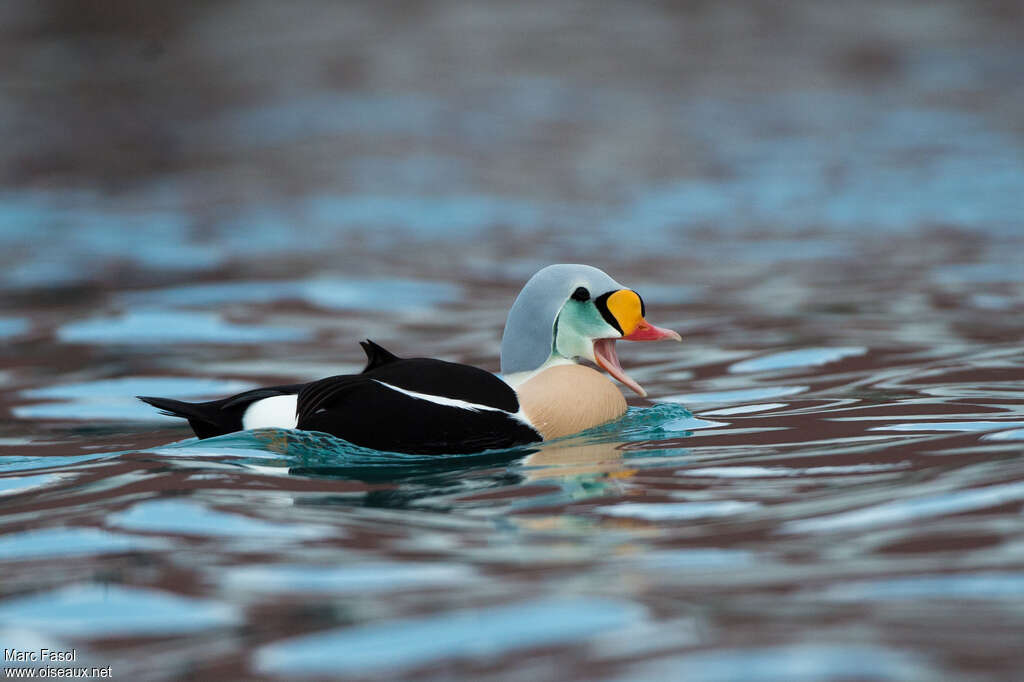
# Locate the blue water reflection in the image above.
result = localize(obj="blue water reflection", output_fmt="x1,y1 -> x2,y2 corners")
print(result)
0,584 -> 238,637
0,473 -> 61,496
622,643 -> 933,682
815,573 -> 1024,601
255,597 -> 644,676
0,528 -> 166,559
120,277 -> 461,311
109,499 -> 331,540
783,480 -> 1024,534
59,310 -> 310,345
222,562 -> 475,594
729,347 -> 866,373
594,501 -> 761,521
0,317 -> 29,339
17,377 -> 257,422
661,386 -> 808,405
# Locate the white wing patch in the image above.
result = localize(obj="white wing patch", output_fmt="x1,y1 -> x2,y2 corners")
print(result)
373,380 -> 536,430
373,381 -> 493,412
242,394 -> 298,430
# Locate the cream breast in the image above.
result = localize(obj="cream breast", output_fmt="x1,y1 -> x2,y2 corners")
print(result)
515,364 -> 627,440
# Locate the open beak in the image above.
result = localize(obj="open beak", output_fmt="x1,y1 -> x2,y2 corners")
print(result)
622,320 -> 682,342
593,289 -> 682,397
593,338 -> 648,397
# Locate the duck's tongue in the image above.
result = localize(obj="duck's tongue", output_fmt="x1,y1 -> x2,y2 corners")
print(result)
593,338 -> 647,397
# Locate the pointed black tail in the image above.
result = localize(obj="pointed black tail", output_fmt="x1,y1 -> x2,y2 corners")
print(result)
139,383 -> 306,439
138,395 -> 238,439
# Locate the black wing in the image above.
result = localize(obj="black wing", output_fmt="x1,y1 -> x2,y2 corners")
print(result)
296,351 -> 539,455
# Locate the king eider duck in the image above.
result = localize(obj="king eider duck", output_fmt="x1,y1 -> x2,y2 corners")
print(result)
139,264 -> 681,455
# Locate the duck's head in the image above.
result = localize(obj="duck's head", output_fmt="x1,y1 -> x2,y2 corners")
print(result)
500,264 -> 681,397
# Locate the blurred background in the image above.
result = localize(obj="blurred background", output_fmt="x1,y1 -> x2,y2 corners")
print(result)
2,1 -> 1024,680
3,1 -> 1021,287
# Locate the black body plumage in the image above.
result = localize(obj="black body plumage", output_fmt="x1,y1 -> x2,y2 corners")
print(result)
139,340 -> 540,455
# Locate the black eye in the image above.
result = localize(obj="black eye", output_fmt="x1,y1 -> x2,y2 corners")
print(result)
571,286 -> 590,302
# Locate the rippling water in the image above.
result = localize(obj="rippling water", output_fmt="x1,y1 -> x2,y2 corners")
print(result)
3,1 -> 1024,680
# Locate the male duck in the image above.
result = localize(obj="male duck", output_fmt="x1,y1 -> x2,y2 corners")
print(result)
140,264 -> 680,454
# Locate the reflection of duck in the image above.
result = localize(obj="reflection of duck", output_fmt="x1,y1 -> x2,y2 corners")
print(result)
522,440 -> 635,480
139,264 -> 680,454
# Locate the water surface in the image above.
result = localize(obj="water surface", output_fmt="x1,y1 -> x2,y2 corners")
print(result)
2,1 -> 1023,680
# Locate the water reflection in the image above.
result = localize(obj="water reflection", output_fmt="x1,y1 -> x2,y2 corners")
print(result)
222,561 -> 475,595
0,584 -> 239,637
0,527 -> 167,559
620,643 -> 935,682
782,480 -> 1024,534
119,277 -> 461,312
109,498 -> 333,540
58,310 -> 311,345
0,317 -> 29,339
16,377 -> 257,422
661,386 -> 808,405
2,335 -> 1023,679
594,500 -> 762,521
255,596 -> 645,676
729,347 -> 866,373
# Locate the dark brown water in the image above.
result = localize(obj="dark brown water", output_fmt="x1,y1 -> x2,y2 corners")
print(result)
2,2 -> 1023,680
